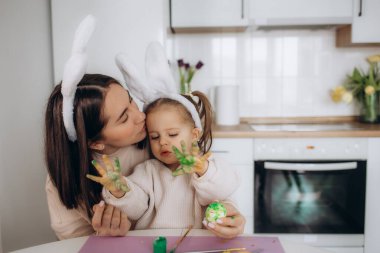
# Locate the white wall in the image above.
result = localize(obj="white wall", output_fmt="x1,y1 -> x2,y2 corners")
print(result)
51,0 -> 166,85
0,0 -> 56,251
0,211 -> 3,253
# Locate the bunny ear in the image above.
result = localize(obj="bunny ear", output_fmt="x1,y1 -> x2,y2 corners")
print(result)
71,15 -> 96,54
115,53 -> 156,103
61,14 -> 96,142
145,42 -> 177,94
62,15 -> 96,97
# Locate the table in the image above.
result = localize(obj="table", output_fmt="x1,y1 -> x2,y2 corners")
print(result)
10,229 -> 331,253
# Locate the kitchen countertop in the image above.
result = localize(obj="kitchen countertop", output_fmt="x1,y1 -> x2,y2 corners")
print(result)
212,116 -> 380,138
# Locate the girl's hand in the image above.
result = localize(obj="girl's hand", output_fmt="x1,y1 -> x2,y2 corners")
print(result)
172,140 -> 211,177
202,202 -> 246,239
86,155 -> 129,197
92,201 -> 131,236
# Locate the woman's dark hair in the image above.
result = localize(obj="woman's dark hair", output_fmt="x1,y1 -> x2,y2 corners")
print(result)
45,74 -> 121,218
144,90 -> 213,154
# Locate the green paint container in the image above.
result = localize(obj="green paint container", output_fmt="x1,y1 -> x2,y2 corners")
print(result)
153,236 -> 167,253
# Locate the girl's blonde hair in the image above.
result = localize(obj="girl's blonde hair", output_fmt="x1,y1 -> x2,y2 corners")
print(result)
144,90 -> 213,153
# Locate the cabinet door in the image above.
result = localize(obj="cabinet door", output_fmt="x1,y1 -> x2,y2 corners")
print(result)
230,165 -> 254,234
171,0 -> 248,29
249,0 -> 352,26
352,0 -> 380,43
211,138 -> 254,234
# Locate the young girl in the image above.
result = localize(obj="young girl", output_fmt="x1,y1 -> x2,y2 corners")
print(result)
89,91 -> 240,230
87,42 -> 240,230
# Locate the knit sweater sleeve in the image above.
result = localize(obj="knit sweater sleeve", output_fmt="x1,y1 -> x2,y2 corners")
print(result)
46,176 -> 94,240
191,155 -> 240,206
102,161 -> 152,221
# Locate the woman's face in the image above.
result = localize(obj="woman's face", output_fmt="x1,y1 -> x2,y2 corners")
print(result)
99,84 -> 146,153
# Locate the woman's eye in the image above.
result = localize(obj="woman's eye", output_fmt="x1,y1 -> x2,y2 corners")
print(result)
122,113 -> 128,123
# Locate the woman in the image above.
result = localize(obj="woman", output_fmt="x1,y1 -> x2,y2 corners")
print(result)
45,74 -> 245,239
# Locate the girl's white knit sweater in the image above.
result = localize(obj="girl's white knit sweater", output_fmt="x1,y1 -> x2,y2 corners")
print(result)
102,156 -> 239,229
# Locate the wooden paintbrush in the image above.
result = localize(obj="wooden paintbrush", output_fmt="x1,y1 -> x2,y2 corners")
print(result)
169,225 -> 193,253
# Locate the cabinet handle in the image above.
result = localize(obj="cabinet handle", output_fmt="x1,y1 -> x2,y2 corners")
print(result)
358,0 -> 363,17
264,162 -> 358,171
241,0 -> 244,19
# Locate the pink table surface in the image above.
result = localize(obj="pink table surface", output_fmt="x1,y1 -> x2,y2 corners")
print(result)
79,235 -> 285,253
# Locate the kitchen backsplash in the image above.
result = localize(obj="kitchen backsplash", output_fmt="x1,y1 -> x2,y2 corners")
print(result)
166,28 -> 379,117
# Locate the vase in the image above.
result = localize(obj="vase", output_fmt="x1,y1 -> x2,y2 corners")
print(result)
359,92 -> 380,123
180,82 -> 191,95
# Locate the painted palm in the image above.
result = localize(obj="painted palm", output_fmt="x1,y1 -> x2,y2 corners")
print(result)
86,155 -> 129,192
172,140 -> 211,176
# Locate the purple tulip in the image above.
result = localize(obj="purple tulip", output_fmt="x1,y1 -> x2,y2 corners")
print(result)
195,61 -> 204,70
184,63 -> 190,70
177,59 -> 184,67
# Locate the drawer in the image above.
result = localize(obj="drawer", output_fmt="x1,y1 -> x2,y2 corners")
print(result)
211,138 -> 253,165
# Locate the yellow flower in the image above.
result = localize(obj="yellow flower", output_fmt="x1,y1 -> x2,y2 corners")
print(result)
365,85 -> 375,95
342,92 -> 353,103
330,86 -> 346,102
367,54 -> 380,64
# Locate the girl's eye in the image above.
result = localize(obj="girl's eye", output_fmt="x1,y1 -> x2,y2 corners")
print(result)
169,133 -> 178,137
150,135 -> 159,140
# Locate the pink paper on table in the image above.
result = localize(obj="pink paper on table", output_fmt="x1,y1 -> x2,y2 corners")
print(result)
79,235 -> 285,253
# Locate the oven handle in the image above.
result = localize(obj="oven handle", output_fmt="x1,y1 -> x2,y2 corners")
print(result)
264,161 -> 358,171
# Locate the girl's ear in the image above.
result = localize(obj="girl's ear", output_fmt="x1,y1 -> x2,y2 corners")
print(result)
192,128 -> 202,141
88,141 -> 105,151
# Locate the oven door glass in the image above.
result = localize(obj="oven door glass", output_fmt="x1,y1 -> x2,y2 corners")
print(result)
254,160 -> 366,234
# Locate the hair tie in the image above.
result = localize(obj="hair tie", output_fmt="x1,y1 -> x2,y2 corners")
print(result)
61,15 -> 96,142
185,92 -> 196,100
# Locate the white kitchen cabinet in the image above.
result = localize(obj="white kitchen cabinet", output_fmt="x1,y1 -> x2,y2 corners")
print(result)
322,247 -> 363,253
352,0 -> 380,43
364,138 -> 380,253
170,0 -> 248,32
211,138 -> 254,233
249,0 -> 352,26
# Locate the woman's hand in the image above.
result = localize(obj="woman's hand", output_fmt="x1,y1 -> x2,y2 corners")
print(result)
92,201 -> 131,236
172,140 -> 211,177
202,202 -> 245,239
87,155 -> 129,198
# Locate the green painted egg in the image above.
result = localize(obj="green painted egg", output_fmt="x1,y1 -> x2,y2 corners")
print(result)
205,202 -> 227,222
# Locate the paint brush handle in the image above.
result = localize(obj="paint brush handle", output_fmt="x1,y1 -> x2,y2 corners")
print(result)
183,248 -> 246,253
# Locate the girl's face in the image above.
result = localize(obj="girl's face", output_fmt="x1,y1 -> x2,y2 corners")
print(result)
146,105 -> 200,170
97,84 -> 146,154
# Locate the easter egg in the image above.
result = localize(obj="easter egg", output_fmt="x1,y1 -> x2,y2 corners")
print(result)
205,202 -> 227,222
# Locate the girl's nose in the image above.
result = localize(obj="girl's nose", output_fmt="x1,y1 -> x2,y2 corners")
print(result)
159,137 -> 168,146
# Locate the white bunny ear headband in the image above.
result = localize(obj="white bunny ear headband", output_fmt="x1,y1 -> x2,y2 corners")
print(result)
61,15 -> 96,142
115,42 -> 202,131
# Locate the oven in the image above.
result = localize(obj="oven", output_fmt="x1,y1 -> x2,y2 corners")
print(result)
253,138 -> 368,250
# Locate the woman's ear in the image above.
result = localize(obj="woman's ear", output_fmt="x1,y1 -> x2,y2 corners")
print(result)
192,128 -> 202,141
88,141 -> 105,151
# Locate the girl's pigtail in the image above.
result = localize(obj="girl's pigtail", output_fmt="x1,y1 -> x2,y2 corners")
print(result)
185,91 -> 213,153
